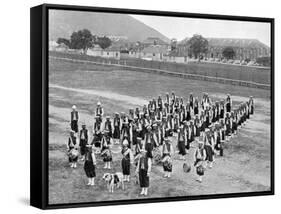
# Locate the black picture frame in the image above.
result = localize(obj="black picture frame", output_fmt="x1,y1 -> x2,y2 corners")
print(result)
30,3 -> 275,210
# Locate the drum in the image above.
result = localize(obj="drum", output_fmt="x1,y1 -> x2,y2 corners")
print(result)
196,165 -> 204,176
163,159 -> 172,171
101,149 -> 112,162
183,163 -> 191,173
68,149 -> 79,160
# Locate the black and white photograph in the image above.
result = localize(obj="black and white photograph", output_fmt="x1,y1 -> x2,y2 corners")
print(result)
47,6 -> 273,206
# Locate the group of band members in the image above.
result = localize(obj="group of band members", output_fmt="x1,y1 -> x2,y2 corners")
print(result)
67,93 -> 254,194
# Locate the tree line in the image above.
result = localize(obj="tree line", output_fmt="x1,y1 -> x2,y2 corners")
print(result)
57,29 -> 112,53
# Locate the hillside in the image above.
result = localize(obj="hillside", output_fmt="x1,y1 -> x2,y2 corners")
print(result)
49,9 -> 170,43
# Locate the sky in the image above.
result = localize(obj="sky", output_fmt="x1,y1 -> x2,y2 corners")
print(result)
131,14 -> 271,47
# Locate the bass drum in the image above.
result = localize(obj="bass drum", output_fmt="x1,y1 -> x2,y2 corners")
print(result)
196,165 -> 205,176
183,162 -> 191,173
68,148 -> 79,160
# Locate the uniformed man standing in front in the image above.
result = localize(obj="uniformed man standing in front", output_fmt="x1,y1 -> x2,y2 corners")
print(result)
71,105 -> 79,133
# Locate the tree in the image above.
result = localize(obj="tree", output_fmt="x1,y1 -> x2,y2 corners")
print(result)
222,47 -> 236,60
94,36 -> 112,49
57,38 -> 70,47
70,29 -> 93,53
186,34 -> 208,60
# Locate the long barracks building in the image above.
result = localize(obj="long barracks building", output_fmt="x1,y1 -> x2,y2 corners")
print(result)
178,37 -> 270,61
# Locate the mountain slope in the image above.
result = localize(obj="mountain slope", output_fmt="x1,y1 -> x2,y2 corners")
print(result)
49,10 -> 170,43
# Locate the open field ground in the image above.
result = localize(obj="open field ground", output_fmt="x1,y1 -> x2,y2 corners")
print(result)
49,57 -> 271,204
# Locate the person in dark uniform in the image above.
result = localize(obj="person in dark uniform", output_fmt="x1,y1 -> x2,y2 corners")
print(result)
120,121 -> 131,147
171,92 -> 176,105
113,112 -> 121,144
100,131 -> 112,169
219,100 -> 225,119
185,103 -> 191,121
194,115 -> 201,138
84,144 -> 96,186
162,138 -> 174,178
121,139 -> 134,182
92,116 -> 102,153
104,116 -> 113,139
225,113 -> 231,139
165,92 -> 170,105
194,97 -> 199,115
135,137 -> 144,157
189,93 -> 194,110
135,149 -> 152,196
214,124 -> 223,157
226,94 -> 232,113
144,126 -> 154,159
200,112 -> 206,134
157,95 -> 163,111
67,130 -> 78,168
95,101 -> 104,118
189,120 -> 195,143
231,111 -> 238,136
135,107 -> 140,119
79,123 -> 88,161
131,119 -> 139,146
194,141 -> 206,182
219,119 -> 226,144
71,105 -> 79,133
203,129 -> 214,168
177,126 -> 186,160
249,96 -> 254,115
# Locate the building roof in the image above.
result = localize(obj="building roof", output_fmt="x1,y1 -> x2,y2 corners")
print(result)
56,43 -> 68,48
179,37 -> 269,49
142,45 -> 169,54
89,44 -> 103,51
142,37 -> 168,45
207,38 -> 269,49
104,45 -> 121,52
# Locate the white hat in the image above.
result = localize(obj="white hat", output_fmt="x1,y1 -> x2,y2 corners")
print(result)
97,101 -> 101,105
198,141 -> 204,145
72,105 -> 76,109
123,139 -> 129,146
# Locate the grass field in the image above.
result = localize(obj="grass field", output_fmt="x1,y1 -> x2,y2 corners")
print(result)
48,57 -> 271,204
50,51 -> 271,85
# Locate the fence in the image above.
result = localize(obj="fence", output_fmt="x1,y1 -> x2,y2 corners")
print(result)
49,51 -> 271,90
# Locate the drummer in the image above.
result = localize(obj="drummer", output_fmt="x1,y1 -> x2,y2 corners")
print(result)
135,149 -> 152,196
194,141 -> 206,183
67,130 -> 78,168
100,130 -> 112,169
162,137 -> 174,178
84,144 -> 96,186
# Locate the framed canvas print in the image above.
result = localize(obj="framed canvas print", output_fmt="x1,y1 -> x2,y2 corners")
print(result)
30,3 -> 274,209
